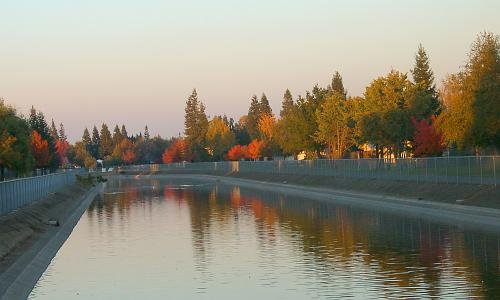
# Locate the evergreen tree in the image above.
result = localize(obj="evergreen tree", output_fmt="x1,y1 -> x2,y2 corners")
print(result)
245,95 -> 261,139
409,45 -> 440,120
82,128 -> 91,146
259,93 -> 272,116
144,125 -> 150,141
121,125 -> 128,139
99,123 -> 113,158
58,123 -> 67,142
112,125 -> 123,146
50,119 -> 59,141
91,126 -> 100,158
329,71 -> 347,99
280,89 -> 294,118
184,89 -> 209,161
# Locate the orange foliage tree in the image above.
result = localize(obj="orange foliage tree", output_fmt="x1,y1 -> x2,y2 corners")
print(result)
247,139 -> 265,160
226,144 -> 248,161
412,117 -> 446,157
112,138 -> 136,165
162,138 -> 191,163
55,139 -> 70,166
31,130 -> 50,168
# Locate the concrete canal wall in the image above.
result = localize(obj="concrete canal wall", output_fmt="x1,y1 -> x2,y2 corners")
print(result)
0,180 -> 100,300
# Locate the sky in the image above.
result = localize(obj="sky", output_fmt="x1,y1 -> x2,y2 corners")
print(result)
1,0 -> 499,142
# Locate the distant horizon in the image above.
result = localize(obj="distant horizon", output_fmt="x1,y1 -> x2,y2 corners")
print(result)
1,1 -> 499,142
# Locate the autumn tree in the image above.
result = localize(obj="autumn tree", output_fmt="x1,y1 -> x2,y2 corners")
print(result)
436,32 -> 500,152
31,130 -> 50,170
226,144 -> 248,161
162,138 -> 191,163
411,117 -> 445,157
0,99 -> 33,180
0,131 -> 19,180
55,139 -> 70,166
112,138 -> 136,165
206,116 -> 236,161
74,141 -> 96,169
247,139 -> 265,160
29,107 -> 58,169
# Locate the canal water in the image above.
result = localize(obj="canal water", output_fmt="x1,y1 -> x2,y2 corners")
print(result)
29,177 -> 499,299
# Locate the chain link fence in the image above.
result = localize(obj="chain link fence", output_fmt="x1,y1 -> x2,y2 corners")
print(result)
0,169 -> 87,216
123,156 -> 499,186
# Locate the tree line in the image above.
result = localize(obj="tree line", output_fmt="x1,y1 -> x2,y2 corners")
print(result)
1,31 -> 498,179
168,31 -> 499,162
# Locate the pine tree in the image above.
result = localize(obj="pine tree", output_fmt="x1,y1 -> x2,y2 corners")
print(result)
112,125 -> 122,146
184,89 -> 208,161
329,71 -> 347,99
91,126 -> 100,158
259,93 -> 272,116
280,89 -> 294,118
121,125 -> 128,139
50,119 -> 59,141
99,123 -> 113,158
59,123 -> 67,142
144,125 -> 150,141
245,95 -> 261,139
82,128 -> 91,146
411,44 -> 436,94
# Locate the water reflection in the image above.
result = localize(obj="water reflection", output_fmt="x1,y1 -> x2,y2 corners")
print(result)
30,177 -> 499,299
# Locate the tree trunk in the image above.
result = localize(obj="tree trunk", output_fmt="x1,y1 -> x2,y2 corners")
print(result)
0,165 -> 4,181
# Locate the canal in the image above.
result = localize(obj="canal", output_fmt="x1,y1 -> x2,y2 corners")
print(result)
29,176 -> 500,299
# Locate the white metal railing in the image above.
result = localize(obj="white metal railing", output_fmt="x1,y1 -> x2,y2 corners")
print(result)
0,169 -> 87,216
122,156 -> 499,186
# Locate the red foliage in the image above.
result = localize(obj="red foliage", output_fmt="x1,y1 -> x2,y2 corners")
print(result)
412,117 -> 445,157
247,139 -> 265,160
55,139 -> 70,166
123,149 -> 136,164
162,139 -> 191,163
226,144 -> 248,161
31,130 -> 50,168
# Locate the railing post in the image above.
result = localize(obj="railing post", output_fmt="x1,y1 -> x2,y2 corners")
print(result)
480,156 -> 483,185
494,156 -> 497,187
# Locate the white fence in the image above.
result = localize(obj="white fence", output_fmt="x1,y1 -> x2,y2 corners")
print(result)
0,169 -> 87,216
123,156 -> 499,186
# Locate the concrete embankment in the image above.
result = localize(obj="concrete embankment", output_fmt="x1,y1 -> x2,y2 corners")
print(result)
123,172 -> 500,233
121,169 -> 500,209
0,181 -> 100,300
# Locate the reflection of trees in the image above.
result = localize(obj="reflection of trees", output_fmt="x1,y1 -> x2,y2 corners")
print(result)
84,177 -> 499,297
181,183 -> 498,297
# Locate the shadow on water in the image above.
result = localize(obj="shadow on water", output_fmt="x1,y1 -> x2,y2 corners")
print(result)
34,176 -> 500,299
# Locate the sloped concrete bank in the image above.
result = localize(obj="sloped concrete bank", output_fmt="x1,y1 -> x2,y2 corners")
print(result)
0,182 -> 100,300
129,173 -> 500,233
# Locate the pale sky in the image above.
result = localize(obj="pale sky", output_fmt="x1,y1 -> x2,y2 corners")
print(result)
1,0 -> 499,142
